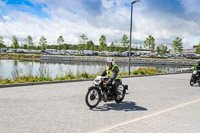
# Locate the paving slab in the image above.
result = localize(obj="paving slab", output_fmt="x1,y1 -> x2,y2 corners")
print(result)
0,73 -> 200,133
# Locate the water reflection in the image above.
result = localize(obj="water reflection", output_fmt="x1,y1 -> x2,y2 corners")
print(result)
14,60 -> 18,66
0,60 -> 190,79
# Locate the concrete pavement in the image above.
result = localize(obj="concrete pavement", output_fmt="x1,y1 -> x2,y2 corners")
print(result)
0,73 -> 200,133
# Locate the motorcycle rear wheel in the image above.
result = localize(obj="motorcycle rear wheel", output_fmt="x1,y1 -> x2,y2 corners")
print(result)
115,89 -> 126,103
85,87 -> 101,108
190,78 -> 194,86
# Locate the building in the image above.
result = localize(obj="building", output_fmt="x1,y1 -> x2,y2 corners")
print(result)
182,48 -> 196,53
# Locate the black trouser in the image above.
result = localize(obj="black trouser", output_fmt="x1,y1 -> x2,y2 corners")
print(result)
112,79 -> 122,98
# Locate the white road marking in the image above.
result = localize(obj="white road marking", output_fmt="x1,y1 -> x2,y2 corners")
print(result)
89,98 -> 200,133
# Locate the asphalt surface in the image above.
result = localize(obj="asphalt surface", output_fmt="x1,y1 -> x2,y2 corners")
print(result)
0,73 -> 200,133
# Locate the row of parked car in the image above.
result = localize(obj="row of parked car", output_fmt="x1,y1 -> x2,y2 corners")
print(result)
0,48 -> 198,58
0,48 -> 126,56
45,49 -> 120,56
0,48 -> 42,54
140,53 -> 198,58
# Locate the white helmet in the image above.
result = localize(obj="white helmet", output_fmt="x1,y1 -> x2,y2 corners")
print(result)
105,57 -> 115,65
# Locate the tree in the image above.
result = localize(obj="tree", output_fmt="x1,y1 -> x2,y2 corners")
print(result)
93,45 -> 99,51
25,35 -> 34,50
114,40 -> 120,52
156,45 -> 161,54
38,36 -> 47,50
78,44 -> 85,51
0,36 -> 5,48
57,36 -> 64,50
23,44 -> 28,49
121,34 -> 129,51
98,35 -> 107,51
86,40 -> 94,50
12,35 -> 19,49
109,42 -> 115,52
57,36 -> 64,45
160,44 -> 168,54
144,35 -> 155,53
79,34 -> 88,45
171,37 -> 183,54
196,42 -> 200,54
134,45 -> 138,52
156,44 -> 168,54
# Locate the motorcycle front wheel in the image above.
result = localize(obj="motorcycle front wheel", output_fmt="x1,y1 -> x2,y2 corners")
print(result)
85,87 -> 101,108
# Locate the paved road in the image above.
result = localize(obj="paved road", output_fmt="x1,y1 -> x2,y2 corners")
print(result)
0,73 -> 200,133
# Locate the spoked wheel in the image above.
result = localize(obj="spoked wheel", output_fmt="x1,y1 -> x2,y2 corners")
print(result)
190,78 -> 194,86
85,87 -> 101,108
115,85 -> 126,103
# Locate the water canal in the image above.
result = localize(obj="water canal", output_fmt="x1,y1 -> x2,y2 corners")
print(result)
0,59 -> 189,79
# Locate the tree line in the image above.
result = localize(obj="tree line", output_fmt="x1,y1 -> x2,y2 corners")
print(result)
0,34 -> 196,54
0,34 -> 134,52
143,35 -> 184,54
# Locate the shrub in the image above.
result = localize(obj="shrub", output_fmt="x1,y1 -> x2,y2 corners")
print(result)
81,72 -> 89,78
0,68 -> 163,85
132,67 -> 162,75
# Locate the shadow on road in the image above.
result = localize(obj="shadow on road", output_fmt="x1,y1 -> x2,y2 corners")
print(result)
90,101 -> 148,112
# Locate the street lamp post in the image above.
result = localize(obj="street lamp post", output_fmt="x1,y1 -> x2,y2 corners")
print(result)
129,0 -> 140,75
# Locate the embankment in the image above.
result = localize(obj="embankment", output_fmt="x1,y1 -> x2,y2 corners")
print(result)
41,55 -> 195,66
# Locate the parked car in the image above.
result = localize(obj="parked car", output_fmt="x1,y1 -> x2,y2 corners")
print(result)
0,48 -> 7,52
121,52 -> 129,57
83,50 -> 93,56
111,51 -> 120,56
184,53 -> 197,58
66,50 -> 80,55
6,49 -> 16,53
60,50 -> 70,55
132,53 -> 141,57
100,51 -> 109,55
30,50 -> 41,54
45,49 -> 57,54
16,49 -> 25,53
93,51 -> 99,56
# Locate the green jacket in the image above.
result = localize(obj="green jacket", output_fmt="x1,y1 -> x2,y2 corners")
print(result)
192,64 -> 198,70
106,64 -> 121,80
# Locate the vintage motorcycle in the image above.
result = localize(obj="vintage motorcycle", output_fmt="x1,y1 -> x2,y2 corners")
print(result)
85,76 -> 128,108
190,68 -> 200,86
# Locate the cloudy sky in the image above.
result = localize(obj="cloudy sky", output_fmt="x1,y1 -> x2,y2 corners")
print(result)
0,0 -> 200,49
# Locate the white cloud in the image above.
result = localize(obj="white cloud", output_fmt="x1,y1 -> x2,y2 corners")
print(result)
0,0 -> 5,22
180,0 -> 200,14
102,0 -> 115,9
0,13 -> 3,22
0,9 -> 122,46
0,0 -> 200,49
0,0 -> 5,7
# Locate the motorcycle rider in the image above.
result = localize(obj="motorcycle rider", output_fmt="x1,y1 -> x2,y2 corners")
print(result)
101,57 -> 121,99
192,60 -> 200,70
192,60 -> 200,83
